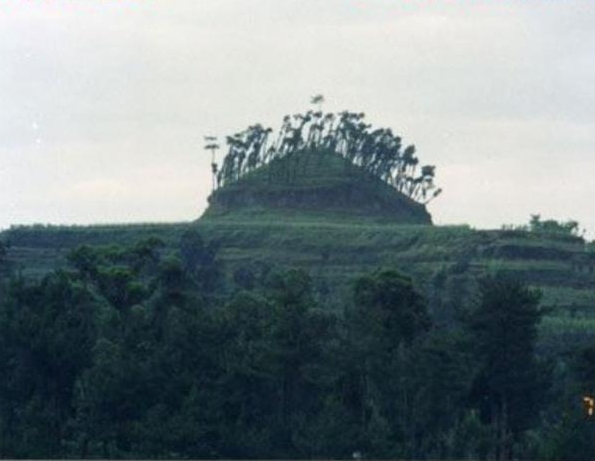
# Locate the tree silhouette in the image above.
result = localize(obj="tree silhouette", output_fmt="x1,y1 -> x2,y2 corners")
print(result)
212,105 -> 441,204
204,136 -> 220,191
468,276 -> 546,460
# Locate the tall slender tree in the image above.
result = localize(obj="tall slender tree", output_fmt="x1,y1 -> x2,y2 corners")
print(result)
204,136 -> 220,191
468,276 -> 547,461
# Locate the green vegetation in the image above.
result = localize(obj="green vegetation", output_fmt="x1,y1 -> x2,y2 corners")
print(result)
3,218 -> 594,326
468,277 -> 546,460
206,148 -> 432,224
1,121 -> 594,458
212,104 -> 441,204
503,214 -> 584,238
1,216 -> 594,460
1,232 -> 594,459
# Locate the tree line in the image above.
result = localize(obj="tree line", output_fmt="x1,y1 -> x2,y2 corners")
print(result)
209,107 -> 441,204
1,232 -> 594,459
502,215 -> 584,238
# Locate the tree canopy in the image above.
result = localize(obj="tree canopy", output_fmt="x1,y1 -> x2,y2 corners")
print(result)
2,232 -> 595,459
213,109 -> 441,204
468,276 -> 547,460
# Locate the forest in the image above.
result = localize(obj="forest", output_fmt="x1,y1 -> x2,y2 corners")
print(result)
1,230 -> 594,460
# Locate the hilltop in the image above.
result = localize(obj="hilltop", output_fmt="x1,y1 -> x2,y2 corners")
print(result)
203,149 -> 432,224
203,108 -> 441,224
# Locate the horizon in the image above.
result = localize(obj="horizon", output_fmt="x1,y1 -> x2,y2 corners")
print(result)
1,1 -> 594,238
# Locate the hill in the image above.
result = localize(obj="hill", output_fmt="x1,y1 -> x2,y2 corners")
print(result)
3,217 -> 595,353
1,145 -> 594,352
2,120 -> 593,458
204,149 -> 432,224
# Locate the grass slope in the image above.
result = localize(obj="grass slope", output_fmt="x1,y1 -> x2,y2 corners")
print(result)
1,151 -> 594,350
2,217 -> 595,352
205,150 -> 432,224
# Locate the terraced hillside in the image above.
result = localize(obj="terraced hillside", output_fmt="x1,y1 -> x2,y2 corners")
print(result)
206,150 -> 432,224
2,149 -> 594,352
2,217 -> 595,351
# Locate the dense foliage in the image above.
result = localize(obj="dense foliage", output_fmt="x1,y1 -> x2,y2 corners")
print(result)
211,110 -> 441,204
502,215 -> 583,239
0,232 -> 594,459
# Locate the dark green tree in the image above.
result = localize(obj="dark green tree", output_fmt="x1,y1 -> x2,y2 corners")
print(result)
468,276 -> 547,460
213,291 -> 278,457
265,269 -> 333,456
0,272 -> 96,457
215,106 -> 441,204
352,269 -> 431,348
406,329 -> 475,458
178,229 -> 221,294
344,269 -> 431,457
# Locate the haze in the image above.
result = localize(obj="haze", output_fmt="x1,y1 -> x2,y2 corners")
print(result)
1,0 -> 594,237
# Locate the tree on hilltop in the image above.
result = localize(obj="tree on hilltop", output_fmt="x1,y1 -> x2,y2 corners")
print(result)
204,136 -> 220,191
211,104 -> 441,205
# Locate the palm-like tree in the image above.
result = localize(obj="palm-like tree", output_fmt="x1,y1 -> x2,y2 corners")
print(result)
204,136 -> 220,191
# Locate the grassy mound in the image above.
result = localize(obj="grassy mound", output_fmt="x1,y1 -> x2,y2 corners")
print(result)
203,150 -> 432,225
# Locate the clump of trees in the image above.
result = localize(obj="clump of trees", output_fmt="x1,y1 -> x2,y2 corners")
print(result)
528,215 -> 582,237
212,107 -> 441,204
502,215 -> 584,238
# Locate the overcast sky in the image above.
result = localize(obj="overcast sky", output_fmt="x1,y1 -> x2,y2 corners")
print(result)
1,0 -> 594,237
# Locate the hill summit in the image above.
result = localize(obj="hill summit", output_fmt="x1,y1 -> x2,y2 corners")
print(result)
203,149 -> 432,224
201,107 -> 440,224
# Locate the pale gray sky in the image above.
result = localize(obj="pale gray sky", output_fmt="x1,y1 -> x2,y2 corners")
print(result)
1,0 -> 594,236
